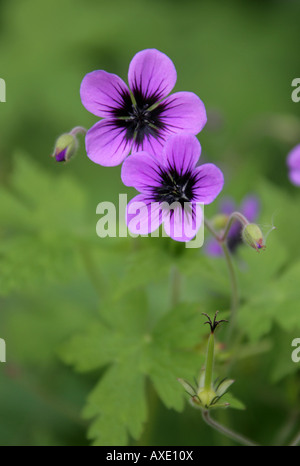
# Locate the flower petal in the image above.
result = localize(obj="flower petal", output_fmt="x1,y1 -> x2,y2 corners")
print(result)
158,91 -> 207,136
287,144 -> 300,170
192,164 -> 224,204
121,151 -> 162,193
163,202 -> 203,242
241,195 -> 260,223
205,239 -> 223,257
289,169 -> 300,187
80,70 -> 131,118
128,49 -> 177,103
162,133 -> 201,175
131,131 -> 166,158
85,119 -> 132,166
220,198 -> 236,215
126,194 -> 163,235
287,145 -> 300,187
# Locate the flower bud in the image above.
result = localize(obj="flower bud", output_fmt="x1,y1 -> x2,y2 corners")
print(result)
242,223 -> 265,252
211,213 -> 229,230
197,387 -> 217,408
52,133 -> 78,163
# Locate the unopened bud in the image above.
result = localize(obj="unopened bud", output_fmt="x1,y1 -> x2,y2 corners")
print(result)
211,214 -> 229,230
52,133 -> 78,163
242,223 -> 265,252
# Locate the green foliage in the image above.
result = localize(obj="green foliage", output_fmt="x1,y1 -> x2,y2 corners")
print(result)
0,0 -> 300,447
60,293 -> 207,445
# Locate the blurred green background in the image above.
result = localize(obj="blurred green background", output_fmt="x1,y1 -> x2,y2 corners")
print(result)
0,0 -> 300,446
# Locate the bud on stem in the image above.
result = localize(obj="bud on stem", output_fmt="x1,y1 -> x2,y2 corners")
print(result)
51,127 -> 87,163
242,223 -> 265,251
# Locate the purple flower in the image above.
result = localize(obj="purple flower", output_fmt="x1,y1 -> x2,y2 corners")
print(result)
80,49 -> 207,167
121,133 -> 224,242
205,195 -> 260,256
287,144 -> 300,186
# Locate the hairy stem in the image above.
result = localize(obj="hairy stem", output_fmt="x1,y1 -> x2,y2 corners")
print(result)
204,333 -> 214,391
219,211 -> 249,242
221,242 -> 239,340
204,218 -> 239,340
202,410 -> 259,446
69,126 -> 87,136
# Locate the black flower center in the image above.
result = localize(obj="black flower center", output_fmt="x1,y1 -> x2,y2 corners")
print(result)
153,168 -> 196,206
112,88 -> 166,149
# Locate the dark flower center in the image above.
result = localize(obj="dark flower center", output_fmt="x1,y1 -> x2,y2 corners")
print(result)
112,88 -> 165,149
227,225 -> 243,254
153,168 -> 196,206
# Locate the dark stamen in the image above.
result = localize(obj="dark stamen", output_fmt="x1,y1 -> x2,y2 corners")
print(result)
153,168 -> 196,206
112,86 -> 166,149
202,311 -> 228,333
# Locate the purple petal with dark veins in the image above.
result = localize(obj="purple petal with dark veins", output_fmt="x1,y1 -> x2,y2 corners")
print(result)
85,119 -> 132,166
80,70 -> 131,118
128,49 -> 177,104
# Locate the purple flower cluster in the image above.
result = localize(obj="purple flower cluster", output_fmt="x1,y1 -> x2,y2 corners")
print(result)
80,49 -> 207,167
121,133 -> 224,242
80,49 -> 224,241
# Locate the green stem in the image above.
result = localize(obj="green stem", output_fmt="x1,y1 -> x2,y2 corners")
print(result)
204,217 -> 240,340
219,211 -> 249,242
204,218 -> 221,242
202,410 -> 259,446
204,333 -> 214,391
221,242 -> 239,340
69,126 -> 87,137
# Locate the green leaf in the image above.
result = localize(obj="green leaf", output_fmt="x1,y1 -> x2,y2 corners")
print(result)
60,293 -> 207,444
218,393 -> 246,410
267,326 -> 300,383
238,261 -> 300,341
0,153 -> 88,296
83,359 -> 147,446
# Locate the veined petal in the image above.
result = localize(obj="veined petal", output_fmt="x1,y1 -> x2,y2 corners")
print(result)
163,202 -> 203,242
80,70 -> 131,118
126,194 -> 163,235
158,91 -> 207,136
192,164 -> 224,204
85,119 -> 131,166
121,151 -> 162,193
162,133 -> 201,175
128,49 -> 177,104
131,130 -> 166,157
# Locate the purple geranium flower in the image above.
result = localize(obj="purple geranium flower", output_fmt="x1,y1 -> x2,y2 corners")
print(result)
121,133 -> 224,242
287,144 -> 300,186
205,195 -> 260,256
80,49 -> 207,167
